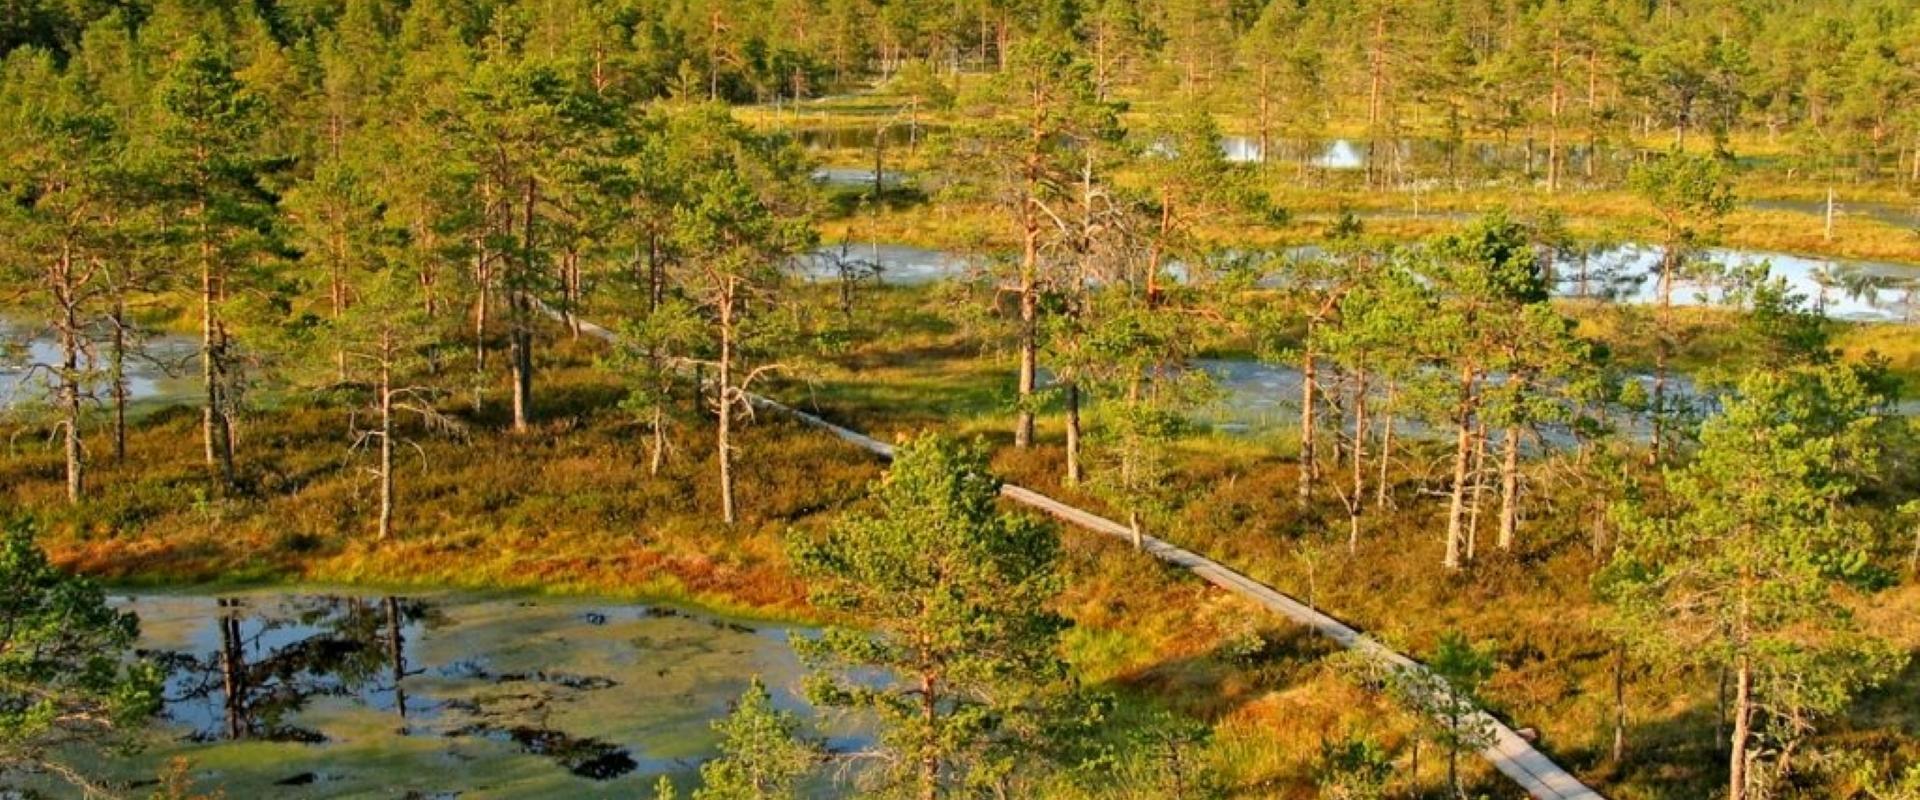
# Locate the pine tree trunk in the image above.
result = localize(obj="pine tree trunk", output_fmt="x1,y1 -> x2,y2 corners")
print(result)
200,223 -> 233,490
1444,367 -> 1476,570
1652,248 -> 1674,464
1467,420 -> 1488,561
1729,656 -> 1753,800
1298,345 -> 1317,503
474,179 -> 495,374
1497,425 -> 1522,550
560,249 -> 576,337
1910,131 -> 1920,185
58,251 -> 83,505
648,233 -> 664,312
1586,51 -> 1599,181
919,671 -> 939,800
510,177 -> 537,434
1064,382 -> 1082,486
1348,375 -> 1367,553
1449,726 -> 1461,798
1612,644 -> 1628,763
510,310 -> 532,432
111,300 -> 128,464
1366,11 -> 1385,188
649,405 -> 666,477
331,234 -> 347,380
872,125 -> 886,200
1548,34 -> 1563,192
378,342 -> 394,542
1907,519 -> 1919,578
1015,197 -> 1038,448
1256,66 -> 1272,165
717,280 -> 738,525
1375,380 -> 1395,509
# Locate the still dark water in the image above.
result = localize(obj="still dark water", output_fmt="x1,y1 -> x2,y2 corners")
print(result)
85,591 -> 861,799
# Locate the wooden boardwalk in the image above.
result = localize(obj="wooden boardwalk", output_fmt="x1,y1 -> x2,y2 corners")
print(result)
554,302 -> 1605,799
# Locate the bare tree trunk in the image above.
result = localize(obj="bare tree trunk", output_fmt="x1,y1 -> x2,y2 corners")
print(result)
510,177 -> 537,434
873,123 -> 886,200
510,304 -> 532,432
1729,656 -> 1753,800
1651,249 -> 1674,465
1611,644 -> 1628,763
1298,345 -> 1317,503
1911,131 -> 1920,186
1256,65 -> 1272,165
1064,382 -> 1082,486
920,671 -> 940,800
1448,725 -> 1460,799
564,249 -> 582,338
474,179 -> 495,373
473,257 -> 490,373
1548,33 -> 1563,192
1586,51 -> 1600,181
1907,518 -> 1920,578
378,332 -> 395,541
109,296 -> 129,463
1497,425 -> 1522,550
1375,380 -> 1395,508
1467,420 -> 1488,561
717,279 -> 738,525
649,405 -> 667,477
1015,199 -> 1038,448
646,233 -> 664,312
58,249 -> 84,504
1348,374 -> 1368,553
200,225 -> 233,490
1129,509 -> 1144,550
331,231 -> 347,380
1443,367 -> 1475,570
1365,11 -> 1386,188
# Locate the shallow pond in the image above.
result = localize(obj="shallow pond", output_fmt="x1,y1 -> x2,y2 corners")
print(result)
93,591 -> 862,799
809,166 -> 911,188
1218,136 -> 1627,174
794,239 -> 1920,321
794,125 -> 942,152
798,242 -> 980,285
0,319 -> 199,410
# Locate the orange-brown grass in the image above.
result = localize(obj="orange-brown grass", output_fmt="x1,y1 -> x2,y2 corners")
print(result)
5,338 -> 875,621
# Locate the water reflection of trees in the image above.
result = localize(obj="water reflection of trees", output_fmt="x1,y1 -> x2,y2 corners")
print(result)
158,595 -> 429,742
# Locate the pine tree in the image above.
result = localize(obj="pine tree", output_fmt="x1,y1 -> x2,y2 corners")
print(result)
791,435 -> 1070,799
1602,365 -> 1908,800
0,52 -> 125,504
1629,151 -> 1734,464
692,677 -> 821,800
659,105 -> 814,525
946,34 -> 1117,449
0,518 -> 162,795
152,34 -> 276,491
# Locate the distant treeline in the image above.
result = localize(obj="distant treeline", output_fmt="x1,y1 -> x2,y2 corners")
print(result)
5,0 -> 1919,178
